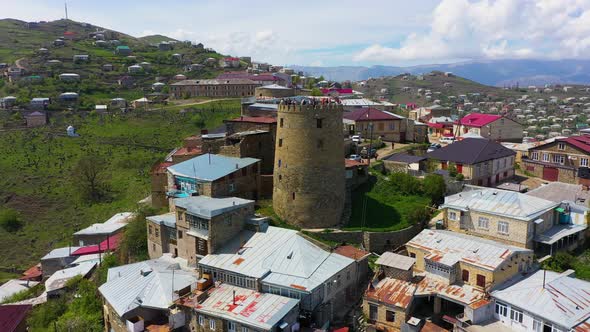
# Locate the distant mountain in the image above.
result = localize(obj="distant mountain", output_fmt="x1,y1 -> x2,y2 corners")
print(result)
291,59 -> 590,86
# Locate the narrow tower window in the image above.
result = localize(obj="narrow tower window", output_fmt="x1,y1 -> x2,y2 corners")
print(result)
292,192 -> 296,200
280,118 -> 284,128
279,138 -> 283,147
317,118 -> 323,128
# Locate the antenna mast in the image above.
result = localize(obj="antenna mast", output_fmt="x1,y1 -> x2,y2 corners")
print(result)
64,1 -> 69,20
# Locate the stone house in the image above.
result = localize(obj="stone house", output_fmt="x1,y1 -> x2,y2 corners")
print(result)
344,107 -> 427,143
25,111 -> 47,127
166,154 -> 261,201
98,255 -> 197,332
523,134 -> 590,184
405,230 -> 534,325
439,187 -> 585,253
146,212 -> 177,259
426,138 -> 516,187
170,79 -> 260,98
453,113 -> 523,142
364,277 -> 416,332
72,54 -> 89,63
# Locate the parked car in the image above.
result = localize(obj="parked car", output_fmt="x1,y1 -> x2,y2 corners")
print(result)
348,154 -> 362,162
360,148 -> 377,158
440,136 -> 456,144
427,143 -> 442,153
351,135 -> 361,143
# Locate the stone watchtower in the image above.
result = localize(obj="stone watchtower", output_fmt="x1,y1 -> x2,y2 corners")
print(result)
273,101 -> 345,228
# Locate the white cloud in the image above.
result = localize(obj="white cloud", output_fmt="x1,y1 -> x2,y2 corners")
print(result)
354,0 -> 590,64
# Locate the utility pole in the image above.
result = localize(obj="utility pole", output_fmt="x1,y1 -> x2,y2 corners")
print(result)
361,122 -> 374,231
64,1 -> 68,20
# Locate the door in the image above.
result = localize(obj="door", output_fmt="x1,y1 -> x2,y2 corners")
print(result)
543,167 -> 559,181
462,269 -> 469,282
476,274 -> 486,288
495,174 -> 500,183
441,161 -> 448,170
456,164 -> 463,174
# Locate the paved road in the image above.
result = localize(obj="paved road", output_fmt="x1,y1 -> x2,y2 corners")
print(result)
15,58 -> 27,70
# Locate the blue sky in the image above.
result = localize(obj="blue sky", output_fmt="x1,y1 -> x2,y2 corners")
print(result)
4,0 -> 590,67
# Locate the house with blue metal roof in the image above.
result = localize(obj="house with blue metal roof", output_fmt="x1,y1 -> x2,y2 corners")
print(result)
166,154 -> 261,201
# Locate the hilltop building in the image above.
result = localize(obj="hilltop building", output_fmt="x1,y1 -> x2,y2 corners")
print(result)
453,113 -> 523,142
170,79 -> 260,98
273,102 -> 345,228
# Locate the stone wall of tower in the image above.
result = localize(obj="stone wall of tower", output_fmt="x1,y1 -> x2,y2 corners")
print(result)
273,103 -> 345,228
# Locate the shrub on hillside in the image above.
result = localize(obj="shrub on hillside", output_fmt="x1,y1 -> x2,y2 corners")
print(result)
0,208 -> 23,232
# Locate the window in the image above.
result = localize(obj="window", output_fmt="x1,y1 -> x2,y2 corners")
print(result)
448,211 -> 457,221
198,316 -> 204,326
278,138 -> 283,147
369,304 -> 378,321
498,221 -> 509,235
495,301 -> 508,317
582,158 -> 589,167
389,123 -> 395,130
542,153 -> 550,162
476,274 -> 486,288
462,269 -> 469,282
532,152 -> 539,160
228,322 -> 236,332
148,225 -> 152,235
292,192 -> 295,200
209,319 -> 216,330
409,252 -> 416,258
558,142 -> 566,150
280,118 -> 284,128
278,159 -> 281,168
243,327 -> 249,332
155,228 -> 159,237
225,215 -> 232,226
385,310 -> 396,322
553,154 -> 565,165
178,230 -> 183,239
478,217 -> 489,229
229,182 -> 236,192
510,308 -> 523,323
317,118 -> 323,128
532,319 -> 542,332
187,214 -> 209,231
152,243 -> 156,252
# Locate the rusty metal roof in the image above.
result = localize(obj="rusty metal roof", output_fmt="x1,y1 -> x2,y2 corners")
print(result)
407,230 -> 531,271
415,276 -> 486,307
365,277 -> 416,309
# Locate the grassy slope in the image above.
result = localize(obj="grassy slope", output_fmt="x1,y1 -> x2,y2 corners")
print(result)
138,35 -> 179,44
0,100 -> 240,269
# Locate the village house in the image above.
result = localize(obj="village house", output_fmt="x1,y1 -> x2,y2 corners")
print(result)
426,138 -> 515,186
382,153 -> 426,175
523,134 -> 590,184
405,230 -> 533,326
0,96 -> 17,109
426,116 -> 455,138
490,269 -> 590,332
343,108 -> 427,143
114,45 -> 132,56
219,57 -> 240,68
409,105 -> 451,121
73,212 -> 134,246
166,154 -> 261,201
29,97 -> 50,110
440,187 -> 586,254
58,73 -> 80,82
99,255 -> 197,332
72,54 -> 89,63
170,79 -> 260,98
255,84 -> 294,98
25,111 -> 47,127
453,113 -> 523,142
40,247 -> 82,277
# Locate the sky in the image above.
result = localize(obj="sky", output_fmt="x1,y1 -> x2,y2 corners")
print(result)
3,0 -> 590,67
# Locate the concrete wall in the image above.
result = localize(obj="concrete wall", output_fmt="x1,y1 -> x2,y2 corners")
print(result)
364,298 -> 407,332
273,103 -> 345,228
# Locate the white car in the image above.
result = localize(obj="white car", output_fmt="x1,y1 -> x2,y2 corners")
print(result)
440,136 -> 456,144
348,154 -> 362,162
351,135 -> 361,143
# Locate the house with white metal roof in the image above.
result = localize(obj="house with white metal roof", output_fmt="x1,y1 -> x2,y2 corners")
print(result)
98,255 -> 197,332
40,246 -> 82,277
166,154 -> 261,201
441,187 -> 566,250
198,225 -> 357,326
491,269 -> 590,332
73,212 -> 134,246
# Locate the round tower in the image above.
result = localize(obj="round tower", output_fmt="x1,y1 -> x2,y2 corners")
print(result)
273,102 -> 345,228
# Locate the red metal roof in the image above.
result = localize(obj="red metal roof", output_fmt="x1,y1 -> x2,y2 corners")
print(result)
344,159 -> 366,168
457,113 -> 501,127
320,88 -> 353,95
344,108 -> 402,122
227,116 -> 277,124
427,122 -> 444,128
0,305 -> 32,332
151,162 -> 174,174
173,147 -> 202,157
559,135 -> 590,154
334,245 -> 369,260
19,264 -> 42,281
72,233 -> 122,256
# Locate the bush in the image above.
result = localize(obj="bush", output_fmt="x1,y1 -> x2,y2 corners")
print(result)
541,252 -> 575,272
455,173 -> 465,181
423,174 -> 446,204
0,208 -> 23,232
119,207 -> 157,263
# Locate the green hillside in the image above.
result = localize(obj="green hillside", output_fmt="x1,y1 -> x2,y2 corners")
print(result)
138,34 -> 179,44
0,19 -> 233,110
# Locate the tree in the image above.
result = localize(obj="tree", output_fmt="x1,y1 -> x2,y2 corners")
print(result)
0,208 -> 22,232
310,88 -> 323,96
448,162 -> 458,177
119,206 -> 156,263
423,174 -> 446,204
72,154 -> 111,203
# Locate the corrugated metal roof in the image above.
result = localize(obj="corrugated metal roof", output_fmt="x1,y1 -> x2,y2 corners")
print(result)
0,305 -> 32,332
74,212 -> 133,235
0,280 -> 40,303
167,154 -> 259,182
535,224 -> 587,245
492,270 -> 590,330
365,277 -> 416,309
340,98 -> 382,106
416,276 -> 486,307
99,256 -> 198,317
441,188 -> 559,221
407,230 -> 531,271
45,262 -> 96,293
195,284 -> 299,330
41,247 -> 81,261
375,252 -> 415,270
198,226 -> 354,292
174,196 -> 254,219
